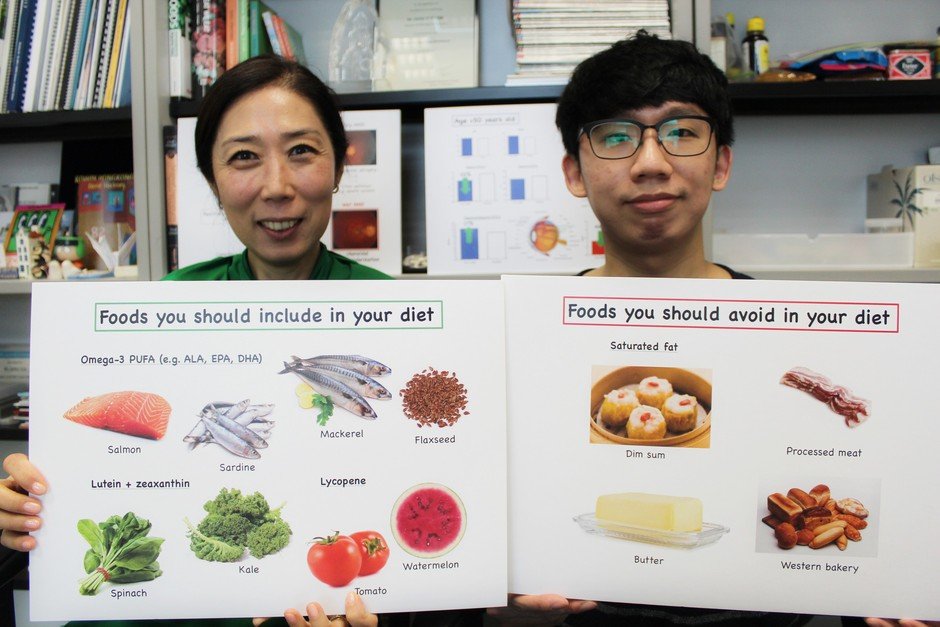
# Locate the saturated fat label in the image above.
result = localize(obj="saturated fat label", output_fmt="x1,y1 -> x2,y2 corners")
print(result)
504,275 -> 940,621
28,280 -> 507,621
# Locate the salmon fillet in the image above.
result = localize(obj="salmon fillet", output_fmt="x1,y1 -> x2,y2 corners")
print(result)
64,391 -> 171,440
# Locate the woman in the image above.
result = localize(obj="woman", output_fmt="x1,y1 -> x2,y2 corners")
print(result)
0,55 -> 390,627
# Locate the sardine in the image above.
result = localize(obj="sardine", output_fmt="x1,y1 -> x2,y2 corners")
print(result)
203,404 -> 268,449
281,362 -> 377,419
184,401 -> 276,446
292,354 -> 391,377
305,363 -> 392,399
199,412 -> 261,459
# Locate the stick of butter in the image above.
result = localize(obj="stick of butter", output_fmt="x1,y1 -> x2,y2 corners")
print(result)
596,493 -> 703,532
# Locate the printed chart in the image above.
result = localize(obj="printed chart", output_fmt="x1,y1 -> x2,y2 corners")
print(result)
28,280 -> 506,621
425,104 -> 603,275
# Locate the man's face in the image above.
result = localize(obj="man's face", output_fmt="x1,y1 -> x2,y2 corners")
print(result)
562,101 -> 732,256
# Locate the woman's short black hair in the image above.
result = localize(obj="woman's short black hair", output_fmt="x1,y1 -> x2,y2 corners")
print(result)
556,32 -> 735,158
194,55 -> 348,186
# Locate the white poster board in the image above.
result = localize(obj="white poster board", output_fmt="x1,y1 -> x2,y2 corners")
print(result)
28,279 -> 506,621
424,104 -> 604,275
176,110 -> 402,276
503,275 -> 940,620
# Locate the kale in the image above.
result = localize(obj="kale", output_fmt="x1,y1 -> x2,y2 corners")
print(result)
187,488 -> 291,561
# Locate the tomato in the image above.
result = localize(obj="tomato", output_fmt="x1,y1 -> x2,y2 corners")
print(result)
350,530 -> 390,576
306,532 -> 362,587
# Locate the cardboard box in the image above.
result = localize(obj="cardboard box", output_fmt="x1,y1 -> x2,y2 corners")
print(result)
867,165 -> 940,267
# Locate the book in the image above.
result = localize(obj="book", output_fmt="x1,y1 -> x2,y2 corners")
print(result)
237,0 -> 247,63
163,124 -> 179,273
6,0 -> 36,112
37,0 -> 68,111
90,0 -> 118,108
0,0 -> 21,110
102,0 -> 127,107
192,0 -> 225,95
225,0 -> 236,69
111,0 -> 129,107
75,0 -> 106,109
260,8 -> 281,56
21,0 -> 51,111
62,0 -> 91,109
276,12 -> 305,65
247,0 -> 271,57
50,0 -> 80,109
167,0 -> 192,98
75,173 -> 133,269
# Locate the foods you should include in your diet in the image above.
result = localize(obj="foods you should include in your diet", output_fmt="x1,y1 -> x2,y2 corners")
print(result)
595,493 -> 703,533
350,530 -> 390,576
64,391 -> 171,439
391,483 -> 466,558
183,400 -> 276,459
307,532 -> 362,587
77,512 -> 164,595
400,367 -> 469,428
281,354 -> 392,422
185,488 -> 291,562
780,367 -> 870,427
762,483 -> 869,551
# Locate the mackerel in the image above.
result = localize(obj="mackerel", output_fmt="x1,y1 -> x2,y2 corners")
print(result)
296,354 -> 392,376
281,362 -> 377,419
305,363 -> 392,399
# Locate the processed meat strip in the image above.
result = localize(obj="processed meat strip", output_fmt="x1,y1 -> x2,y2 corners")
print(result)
780,367 -> 870,427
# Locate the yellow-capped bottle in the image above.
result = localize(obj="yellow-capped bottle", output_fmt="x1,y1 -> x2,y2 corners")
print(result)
742,16 -> 771,77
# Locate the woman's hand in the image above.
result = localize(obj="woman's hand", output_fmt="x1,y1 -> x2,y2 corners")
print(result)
486,593 -> 597,625
263,591 -> 377,627
0,453 -> 47,551
866,620 -> 940,627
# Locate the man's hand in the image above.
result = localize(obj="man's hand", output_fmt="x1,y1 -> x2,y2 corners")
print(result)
486,593 -> 597,625
866,620 -> 940,627
259,592 -> 377,627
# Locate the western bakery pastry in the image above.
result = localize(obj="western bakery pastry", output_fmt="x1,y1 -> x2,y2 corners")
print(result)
636,376 -> 673,409
662,393 -> 698,433
627,405 -> 667,440
599,388 -> 639,428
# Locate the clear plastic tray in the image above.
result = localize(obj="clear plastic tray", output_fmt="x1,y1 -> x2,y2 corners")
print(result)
574,513 -> 730,549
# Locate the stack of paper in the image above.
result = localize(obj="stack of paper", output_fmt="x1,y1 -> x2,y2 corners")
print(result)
505,0 -> 672,86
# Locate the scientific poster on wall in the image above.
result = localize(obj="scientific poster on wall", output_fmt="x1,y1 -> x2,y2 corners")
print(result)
424,104 -> 603,275
28,279 -> 506,621
503,275 -> 940,620
176,110 -> 402,275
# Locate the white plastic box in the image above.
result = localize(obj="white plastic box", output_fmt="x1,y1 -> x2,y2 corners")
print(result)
712,232 -> 914,270
867,165 -> 940,267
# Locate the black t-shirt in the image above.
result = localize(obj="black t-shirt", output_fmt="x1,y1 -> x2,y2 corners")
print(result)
576,264 -> 753,279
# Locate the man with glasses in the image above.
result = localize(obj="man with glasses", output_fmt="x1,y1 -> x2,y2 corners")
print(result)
557,30 -> 745,281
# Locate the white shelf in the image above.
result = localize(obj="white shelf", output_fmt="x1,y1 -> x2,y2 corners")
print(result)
746,268 -> 940,283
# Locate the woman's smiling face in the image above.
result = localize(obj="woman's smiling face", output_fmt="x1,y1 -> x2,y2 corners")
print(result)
210,85 -> 340,280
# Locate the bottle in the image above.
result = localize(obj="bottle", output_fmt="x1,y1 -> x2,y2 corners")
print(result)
934,27 -> 940,79
742,16 -> 771,77
725,12 -> 745,81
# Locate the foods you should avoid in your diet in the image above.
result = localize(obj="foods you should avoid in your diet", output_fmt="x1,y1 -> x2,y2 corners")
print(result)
307,532 -> 363,587
350,530 -> 390,576
780,367 -> 870,427
64,391 -> 171,439
762,483 -> 869,551
595,493 -> 703,532
391,483 -> 466,558
185,488 -> 291,562
400,367 -> 469,428
77,512 -> 164,595
281,354 -> 392,422
183,400 -> 275,458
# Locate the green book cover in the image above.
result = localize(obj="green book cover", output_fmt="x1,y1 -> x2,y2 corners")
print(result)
238,0 -> 249,62
248,0 -> 272,57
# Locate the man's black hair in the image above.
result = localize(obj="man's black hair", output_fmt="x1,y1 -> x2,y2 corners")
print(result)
556,32 -> 734,158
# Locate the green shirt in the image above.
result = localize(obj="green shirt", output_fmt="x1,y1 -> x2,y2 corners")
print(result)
65,246 -> 389,627
163,245 -> 392,281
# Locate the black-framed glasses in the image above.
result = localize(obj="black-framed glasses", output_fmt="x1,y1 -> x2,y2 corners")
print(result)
579,115 -> 715,159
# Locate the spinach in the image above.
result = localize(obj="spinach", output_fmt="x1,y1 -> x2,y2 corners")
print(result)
77,512 -> 164,595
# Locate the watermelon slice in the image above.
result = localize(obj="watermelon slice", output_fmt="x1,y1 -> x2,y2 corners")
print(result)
391,483 -> 466,558
64,391 -> 171,440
